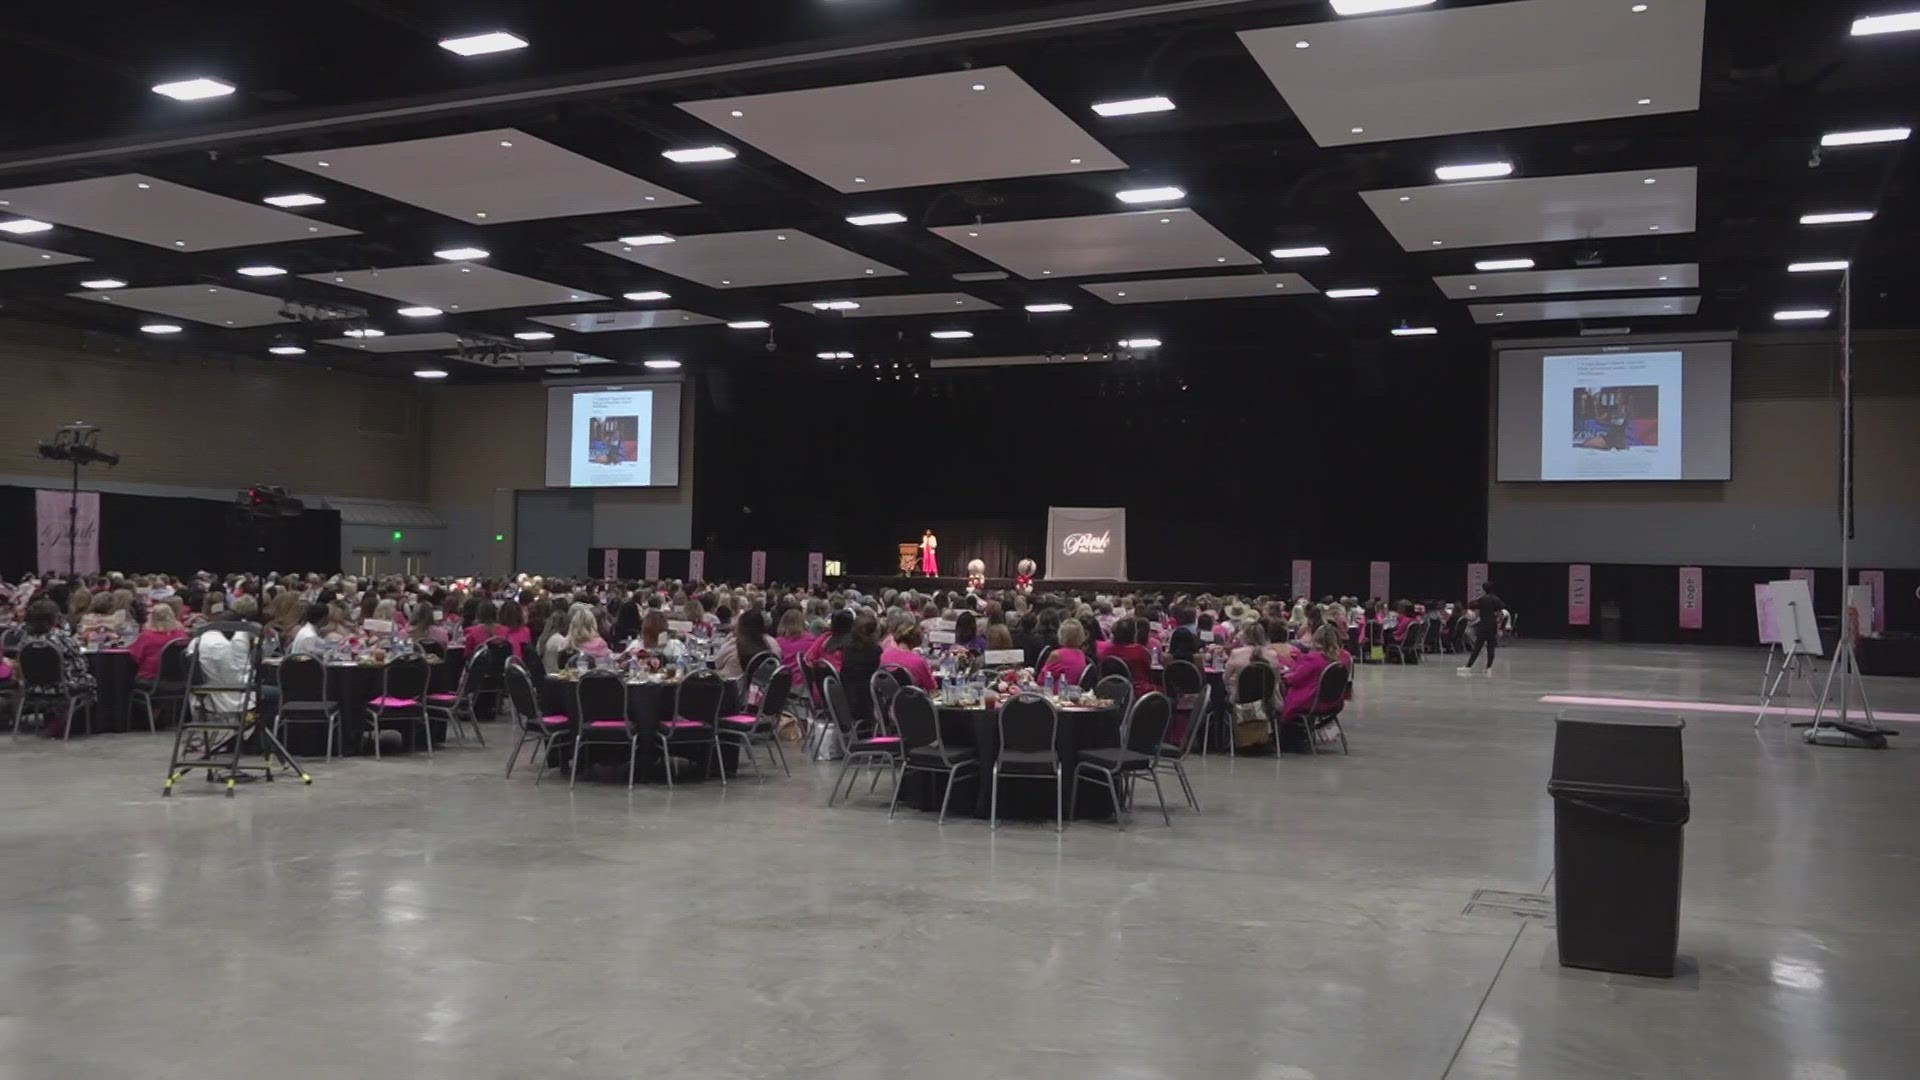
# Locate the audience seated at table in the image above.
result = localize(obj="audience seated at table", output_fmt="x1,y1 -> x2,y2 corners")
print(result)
714,608 -> 774,679
1039,618 -> 1091,686
288,604 -> 334,657
539,609 -> 571,670
839,613 -> 885,719
495,600 -> 533,659
1012,613 -> 1047,667
952,611 -> 985,654
806,609 -> 855,670
567,607 -> 611,662
1103,617 -> 1157,699
881,622 -> 937,691
408,601 -> 448,649
18,600 -> 96,736
984,623 -> 1015,655
128,604 -> 189,681
461,601 -> 505,652
775,607 -> 814,675
1281,624 -> 1352,724
1224,620 -> 1291,687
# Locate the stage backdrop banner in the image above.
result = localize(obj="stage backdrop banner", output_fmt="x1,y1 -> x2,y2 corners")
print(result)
807,552 -> 825,587
1291,559 -> 1311,599
1678,566 -> 1703,630
1368,561 -> 1391,602
37,490 -> 101,575
688,550 -> 705,582
602,548 -> 618,581
1044,507 -> 1128,580
750,550 -> 767,585
1754,584 -> 1780,644
1790,568 -> 1814,606
1467,562 -> 1489,600
1568,564 -> 1592,626
1858,570 -> 1886,634
644,550 -> 660,580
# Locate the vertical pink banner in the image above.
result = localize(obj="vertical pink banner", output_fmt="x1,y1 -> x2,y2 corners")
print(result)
1568,564 -> 1592,626
602,549 -> 618,581
807,552 -> 825,587
1790,568 -> 1814,606
1290,560 -> 1311,599
687,550 -> 705,582
35,489 -> 101,575
643,550 -> 661,580
749,550 -> 767,585
1467,562 -> 1489,600
1678,567 -> 1703,630
1368,561 -> 1391,602
1754,584 -> 1780,644
1859,570 -> 1887,634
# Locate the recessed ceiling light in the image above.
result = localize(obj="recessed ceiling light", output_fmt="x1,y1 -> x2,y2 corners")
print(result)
1800,210 -> 1876,225
152,77 -> 235,101
813,301 -> 860,311
1092,95 -> 1176,117
1116,186 -> 1186,204
434,247 -> 489,261
662,146 -> 736,163
730,109 -> 744,118
413,368 -> 451,379
931,330 -> 974,339
268,345 -> 306,355
1633,3 -> 1649,10
1399,195 -> 1411,202
140,323 -> 183,334
1788,260 -> 1850,273
1658,276 -> 1669,282
398,306 -> 443,317
846,212 -> 908,226
80,278 -> 127,290
727,320 -> 771,330
1119,338 -> 1162,349
344,328 -> 385,338
438,31 -> 528,56
864,269 -> 876,275
1295,40 -> 1311,49
623,291 -> 671,302
1435,161 -> 1514,181
1391,326 -> 1438,337
1820,127 -> 1912,147
817,351 -> 856,360
514,331 -> 556,341
237,265 -> 287,277
617,234 -> 675,247
1853,11 -> 1920,35
1644,177 -> 1657,184
0,219 -> 53,234
1331,0 -> 1438,14
1026,303 -> 1073,313
1637,98 -> 1653,106
1431,240 -> 1445,246
1775,309 -> 1831,322
1475,258 -> 1535,271
853,177 -> 867,184
1270,245 -> 1332,259
1069,158 -> 1083,165
643,359 -> 682,369
1351,126 -> 1365,134
1649,224 -> 1661,231
1496,311 -> 1506,317
263,193 -> 324,208
971,83 -> 986,92
1468,285 -> 1478,291
1325,288 -> 1381,299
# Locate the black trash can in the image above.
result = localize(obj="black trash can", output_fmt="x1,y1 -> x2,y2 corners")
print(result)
1548,712 -> 1689,978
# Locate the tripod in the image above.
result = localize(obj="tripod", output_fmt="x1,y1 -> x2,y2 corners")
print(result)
1754,607 -> 1816,728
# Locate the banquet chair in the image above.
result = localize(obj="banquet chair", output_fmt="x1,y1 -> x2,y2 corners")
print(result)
1285,663 -> 1352,756
427,646 -> 490,748
1035,645 -> 1057,672
1225,662 -> 1277,757
1155,682 -> 1210,812
718,664 -> 791,779
132,637 -> 192,732
665,670 -> 729,787
1384,621 -> 1426,665
1160,659 -> 1204,748
1071,691 -> 1174,829
366,655 -> 432,759
888,686 -> 977,825
992,693 -> 1064,832
503,661 -> 568,782
882,665 -> 918,696
273,653 -> 339,761
1098,655 -> 1133,683
569,670 -> 641,789
803,661 -> 837,754
741,651 -> 777,705
1078,662 -> 1100,691
868,669 -> 902,736
1093,673 -> 1134,717
11,641 -> 95,741
825,675 -> 901,807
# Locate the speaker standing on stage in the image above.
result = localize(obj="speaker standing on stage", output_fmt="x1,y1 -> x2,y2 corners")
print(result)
920,529 -> 939,577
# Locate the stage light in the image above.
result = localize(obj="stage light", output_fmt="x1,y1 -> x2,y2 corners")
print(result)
1436,161 -> 1513,181
1475,258 -> 1535,271
398,306 -> 443,317
439,31 -> 528,56
621,291 -> 671,302
1853,11 -> 1920,36
1820,127 -> 1911,147
1325,288 -> 1381,299
1788,261 -> 1850,273
237,265 -> 287,277
663,146 -> 737,163
513,331 -> 555,341
1331,0 -> 1436,14
1092,96 -> 1176,117
80,278 -> 127,290
846,212 -> 908,226
617,234 -> 676,246
152,77 -> 235,101
434,246 -> 489,261
1270,246 -> 1331,259
1800,211 -> 1875,225
1116,186 -> 1185,204
264,193 -> 324,208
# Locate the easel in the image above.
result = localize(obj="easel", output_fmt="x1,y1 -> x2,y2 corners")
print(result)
1758,642 -> 1811,701
1754,596 -> 1816,728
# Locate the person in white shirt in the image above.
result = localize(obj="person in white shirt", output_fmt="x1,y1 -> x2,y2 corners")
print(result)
288,604 -> 332,657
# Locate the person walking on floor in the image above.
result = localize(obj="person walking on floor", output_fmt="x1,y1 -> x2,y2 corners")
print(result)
1458,586 -> 1505,677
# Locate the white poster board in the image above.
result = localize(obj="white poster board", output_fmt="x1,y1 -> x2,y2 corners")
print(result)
1767,579 -> 1823,657
983,649 -> 1025,666
1044,506 -> 1128,580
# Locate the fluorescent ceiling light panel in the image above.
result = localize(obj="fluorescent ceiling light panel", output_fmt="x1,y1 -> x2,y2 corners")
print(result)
140,323 -> 183,334
398,306 -> 443,317
1119,338 -> 1161,348
1331,0 -> 1437,14
513,331 -> 555,340
1819,127 -> 1911,147
1325,287 -> 1380,298
413,368 -> 451,379
1092,96 -> 1176,117
1475,258 -> 1535,271
1391,325 -> 1438,336
817,351 -> 855,360
0,219 -> 54,234
1025,303 -> 1073,313
433,246 -> 489,260
438,31 -> 527,56
1774,309 -> 1831,321
1270,246 -> 1331,259
1435,161 -> 1514,181
268,345 -> 306,355
1800,211 -> 1875,225
1852,12 -> 1920,36
846,212 -> 908,226
617,234 -> 676,246
344,328 -> 385,338
1788,260 -> 1850,273
812,301 -> 860,310
80,278 -> 127,289
263,193 -> 325,208
642,359 -> 682,369
930,330 -> 974,339
237,265 -> 286,277
727,320 -> 770,329
623,291 -> 672,301
152,78 -> 235,101
1115,186 -> 1186,204
662,146 -> 737,163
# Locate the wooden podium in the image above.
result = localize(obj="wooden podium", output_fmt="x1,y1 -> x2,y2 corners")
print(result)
899,543 -> 922,575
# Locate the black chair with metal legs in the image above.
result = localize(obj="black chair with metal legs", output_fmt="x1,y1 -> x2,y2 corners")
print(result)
1155,682 -> 1210,812
1160,658 -> 1203,756
1072,691 -> 1175,828
888,686 -> 977,824
992,693 -> 1064,832
1097,655 -> 1133,683
826,675 -> 901,807
740,651 -> 777,710
11,641 -> 95,741
1282,662 -> 1352,756
132,638 -> 192,732
365,655 -> 432,758
274,654 -> 339,760
569,670 -> 640,789
868,669 -> 902,737
663,670 -> 728,788
1225,662 -> 1277,758
1094,673 -> 1134,718
502,661 -> 569,782
717,665 -> 792,779
1078,661 -> 1100,691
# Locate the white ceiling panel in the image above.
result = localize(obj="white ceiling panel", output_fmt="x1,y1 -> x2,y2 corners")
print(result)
0,174 -> 356,251
929,208 -> 1260,280
0,240 -> 88,271
304,263 -> 603,312
1434,262 -> 1700,300
1240,0 -> 1705,147
1080,272 -> 1318,304
1361,167 -> 1696,251
1471,295 -> 1701,323
67,284 -> 295,327
529,309 -> 722,333
780,292 -> 999,318
678,67 -> 1127,193
585,229 -> 903,288
268,128 -> 696,224
319,332 -> 467,353
454,349 -> 615,369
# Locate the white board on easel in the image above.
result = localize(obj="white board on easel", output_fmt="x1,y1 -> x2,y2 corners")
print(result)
1768,579 -> 1823,657
1753,584 -> 1780,645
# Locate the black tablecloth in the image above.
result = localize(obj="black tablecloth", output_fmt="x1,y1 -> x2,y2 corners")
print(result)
84,650 -> 135,734
540,676 -> 742,783
264,661 -> 449,757
1858,635 -> 1920,678
893,703 -> 1123,820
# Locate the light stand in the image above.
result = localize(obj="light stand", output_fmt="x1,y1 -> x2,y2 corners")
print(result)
35,422 -> 119,577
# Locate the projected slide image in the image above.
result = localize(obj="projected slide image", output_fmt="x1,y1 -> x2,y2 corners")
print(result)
1541,352 -> 1682,480
587,415 -> 640,465
570,390 -> 653,486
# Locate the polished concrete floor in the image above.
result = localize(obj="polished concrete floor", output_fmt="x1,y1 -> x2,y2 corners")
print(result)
3,641 -> 1917,1080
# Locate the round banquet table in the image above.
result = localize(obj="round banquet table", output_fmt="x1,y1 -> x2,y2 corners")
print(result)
263,659 -> 452,757
84,649 -> 136,734
892,700 -> 1124,821
540,675 -> 742,784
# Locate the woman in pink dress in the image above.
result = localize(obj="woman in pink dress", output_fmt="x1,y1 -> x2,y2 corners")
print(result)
920,529 -> 939,577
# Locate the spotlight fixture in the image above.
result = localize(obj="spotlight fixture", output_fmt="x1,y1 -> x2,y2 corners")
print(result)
1116,186 -> 1186,205
812,301 -> 860,311
268,345 -> 307,355
152,77 -> 236,101
1853,11 -> 1920,35
930,330 -> 974,340
1092,96 -> 1176,117
141,323 -> 183,335
237,265 -> 288,277
438,31 -> 528,56
1788,261 -> 1850,273
817,351 -> 855,360
343,328 -> 385,338
398,306 -> 444,318
662,146 -> 737,163
1118,338 -> 1161,349
643,359 -> 682,369
1774,309 -> 1831,322
1026,303 -> 1073,313
433,246 -> 489,261
1435,161 -> 1514,181
263,193 -> 325,208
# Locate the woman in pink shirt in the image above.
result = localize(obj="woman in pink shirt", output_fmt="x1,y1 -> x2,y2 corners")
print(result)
1282,625 -> 1353,723
774,608 -> 812,682
565,607 -> 611,660
128,604 -> 189,682
462,600 -> 506,652
1039,618 -> 1091,687
880,622 -> 937,691
495,600 -> 534,660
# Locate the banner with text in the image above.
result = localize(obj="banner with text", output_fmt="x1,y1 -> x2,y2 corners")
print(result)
1858,570 -> 1887,635
749,550 -> 767,585
1467,562 -> 1489,600
1568,564 -> 1592,626
1678,566 -> 1703,630
602,549 -> 618,580
1044,506 -> 1128,580
644,550 -> 660,580
688,550 -> 705,582
1790,568 -> 1814,606
807,552 -> 825,587
1368,561 -> 1391,602
1291,559 -> 1311,599
35,489 -> 101,575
